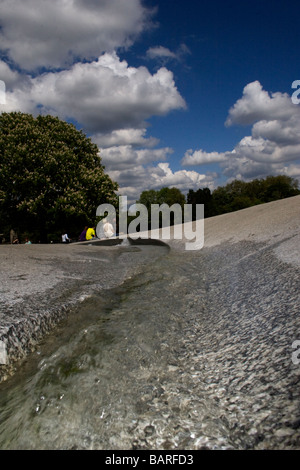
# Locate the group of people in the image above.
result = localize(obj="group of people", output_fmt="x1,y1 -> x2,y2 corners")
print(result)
6,222 -> 115,245
62,219 -> 115,244
62,226 -> 95,243
9,229 -> 31,244
78,226 -> 96,242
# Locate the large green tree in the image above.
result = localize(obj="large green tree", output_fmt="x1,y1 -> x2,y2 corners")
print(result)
0,112 -> 118,241
187,187 -> 213,218
138,187 -> 186,210
136,187 -> 186,229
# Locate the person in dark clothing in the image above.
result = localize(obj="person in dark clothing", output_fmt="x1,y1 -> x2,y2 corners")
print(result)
79,226 -> 88,241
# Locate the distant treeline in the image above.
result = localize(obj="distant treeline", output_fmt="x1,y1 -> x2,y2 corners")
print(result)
137,175 -> 300,225
187,175 -> 300,219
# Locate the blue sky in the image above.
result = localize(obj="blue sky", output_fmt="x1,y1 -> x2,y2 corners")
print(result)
1,0 -> 300,202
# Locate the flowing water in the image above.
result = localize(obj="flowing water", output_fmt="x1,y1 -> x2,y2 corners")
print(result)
0,240 -> 300,450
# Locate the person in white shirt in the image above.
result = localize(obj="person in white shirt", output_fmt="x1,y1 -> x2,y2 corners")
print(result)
62,233 -> 70,243
103,219 -> 115,238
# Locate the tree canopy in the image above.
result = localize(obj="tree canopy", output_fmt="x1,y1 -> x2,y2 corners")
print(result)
135,187 -> 186,228
0,112 -> 118,242
138,187 -> 186,210
187,175 -> 300,219
134,175 -> 300,230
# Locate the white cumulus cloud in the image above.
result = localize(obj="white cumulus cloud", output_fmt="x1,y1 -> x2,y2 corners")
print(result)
100,146 -> 173,171
93,128 -> 159,149
108,162 -> 216,203
0,0 -> 154,70
3,53 -> 186,133
225,80 -> 295,126
182,149 -> 228,165
183,81 -> 300,185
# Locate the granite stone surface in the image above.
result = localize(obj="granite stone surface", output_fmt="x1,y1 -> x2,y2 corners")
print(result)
0,196 -> 299,449
0,195 -> 299,384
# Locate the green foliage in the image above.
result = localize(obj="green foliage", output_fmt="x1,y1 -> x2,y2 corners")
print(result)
136,187 -> 186,228
187,175 -> 300,219
0,112 -> 118,241
187,187 -> 213,218
135,175 -> 300,229
138,189 -> 160,212
138,187 -> 186,209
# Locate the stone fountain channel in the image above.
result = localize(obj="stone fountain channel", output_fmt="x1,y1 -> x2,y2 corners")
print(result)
0,231 -> 300,449
1,197 -> 300,450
